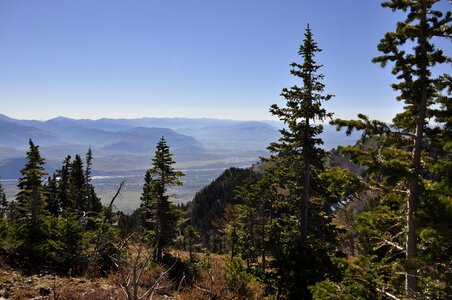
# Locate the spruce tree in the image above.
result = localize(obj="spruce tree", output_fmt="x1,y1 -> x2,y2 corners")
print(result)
16,139 -> 48,232
58,155 -> 72,211
372,1 -> 451,296
14,139 -> 51,267
46,173 -> 60,216
85,148 -> 102,213
69,154 -> 87,213
268,24 -> 333,241
140,137 -> 184,262
316,2 -> 451,296
264,25 -> 340,298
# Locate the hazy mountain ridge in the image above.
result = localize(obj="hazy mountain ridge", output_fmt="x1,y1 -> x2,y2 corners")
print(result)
0,114 -> 358,206
0,114 -> 359,175
0,119 -> 65,147
0,114 -> 282,179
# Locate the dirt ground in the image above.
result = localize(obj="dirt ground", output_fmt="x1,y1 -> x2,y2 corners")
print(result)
0,267 -> 122,300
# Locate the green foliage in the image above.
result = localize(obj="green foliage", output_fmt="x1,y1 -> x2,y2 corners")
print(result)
9,139 -> 51,270
57,213 -> 87,274
0,142 -> 116,276
183,225 -> 200,259
15,139 -> 48,227
310,258 -> 379,300
323,2 -> 451,297
46,149 -> 103,220
223,257 -> 255,296
140,137 -> 184,262
187,167 -> 255,252
0,217 -> 11,254
87,222 -> 120,276
257,24 -> 341,298
161,252 -> 200,285
0,181 -> 7,219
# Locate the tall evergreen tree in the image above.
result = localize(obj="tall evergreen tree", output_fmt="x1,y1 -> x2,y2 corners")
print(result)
13,139 -> 52,267
140,137 -> 184,262
264,25 -> 340,298
69,154 -> 87,213
268,24 -> 333,241
58,155 -> 72,211
15,139 -> 48,232
314,2 -> 451,297
85,148 -> 102,213
372,1 -> 451,296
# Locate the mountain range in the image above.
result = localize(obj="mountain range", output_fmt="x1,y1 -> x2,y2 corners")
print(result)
0,113 -> 359,208
0,113 -> 360,178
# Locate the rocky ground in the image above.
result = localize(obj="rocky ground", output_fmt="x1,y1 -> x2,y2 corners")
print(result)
0,267 -> 121,300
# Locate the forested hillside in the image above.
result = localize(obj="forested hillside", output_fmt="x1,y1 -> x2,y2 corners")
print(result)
186,167 -> 256,252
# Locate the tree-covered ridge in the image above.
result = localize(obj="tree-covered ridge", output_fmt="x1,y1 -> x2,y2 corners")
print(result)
186,167 -> 256,252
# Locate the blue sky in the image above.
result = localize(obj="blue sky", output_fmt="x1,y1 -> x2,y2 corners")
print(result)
0,0 -> 450,122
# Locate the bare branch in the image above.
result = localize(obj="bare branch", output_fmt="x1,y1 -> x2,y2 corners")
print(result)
376,287 -> 402,300
105,180 -> 125,224
194,284 -> 211,294
381,238 -> 405,252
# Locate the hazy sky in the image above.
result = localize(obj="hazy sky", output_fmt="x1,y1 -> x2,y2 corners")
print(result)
0,0 -> 450,122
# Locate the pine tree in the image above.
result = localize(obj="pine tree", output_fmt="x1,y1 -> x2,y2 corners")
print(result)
141,137 -> 184,262
372,1 -> 451,296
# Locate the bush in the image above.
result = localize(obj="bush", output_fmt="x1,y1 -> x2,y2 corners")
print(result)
161,253 -> 199,285
223,257 -> 255,298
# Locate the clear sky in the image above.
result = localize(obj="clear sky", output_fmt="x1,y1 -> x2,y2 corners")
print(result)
0,0 -> 450,122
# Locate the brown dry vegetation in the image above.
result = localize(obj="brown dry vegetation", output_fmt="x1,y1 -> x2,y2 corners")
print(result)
0,250 -> 267,300
177,253 -> 266,300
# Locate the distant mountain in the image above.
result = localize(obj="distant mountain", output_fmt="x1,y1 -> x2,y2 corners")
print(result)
0,115 -> 205,151
41,117 -> 134,132
321,124 -> 361,149
0,114 -> 16,122
0,146 -> 24,160
1,114 -> 359,150
120,127 -> 203,150
177,121 -> 281,150
0,119 -> 65,148
0,114 -> 360,184
0,157 -> 60,179
0,158 -> 27,179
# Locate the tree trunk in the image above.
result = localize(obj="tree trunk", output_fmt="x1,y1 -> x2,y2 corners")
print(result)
406,4 -> 428,297
31,185 -> 39,233
406,104 -> 425,298
301,117 -> 310,241
406,79 -> 426,299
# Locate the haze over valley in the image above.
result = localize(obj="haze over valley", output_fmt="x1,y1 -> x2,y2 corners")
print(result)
0,113 -> 358,211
